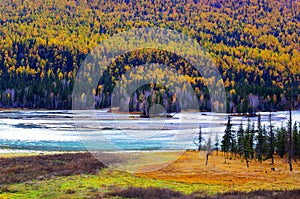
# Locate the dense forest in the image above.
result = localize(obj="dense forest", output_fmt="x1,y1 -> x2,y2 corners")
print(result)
0,0 -> 299,113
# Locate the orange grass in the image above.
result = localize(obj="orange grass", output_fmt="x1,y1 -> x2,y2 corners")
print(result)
137,151 -> 300,193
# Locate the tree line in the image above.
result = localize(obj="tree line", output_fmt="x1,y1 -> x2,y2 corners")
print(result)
211,114 -> 300,169
197,113 -> 300,169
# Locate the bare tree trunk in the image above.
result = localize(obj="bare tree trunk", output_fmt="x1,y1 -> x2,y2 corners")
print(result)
206,153 -> 209,165
288,106 -> 293,171
245,157 -> 249,168
269,113 -> 274,165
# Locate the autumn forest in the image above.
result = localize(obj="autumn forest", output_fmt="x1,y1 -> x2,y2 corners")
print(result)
0,0 -> 299,113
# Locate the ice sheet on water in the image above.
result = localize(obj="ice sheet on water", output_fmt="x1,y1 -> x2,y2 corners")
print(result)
0,110 -> 299,151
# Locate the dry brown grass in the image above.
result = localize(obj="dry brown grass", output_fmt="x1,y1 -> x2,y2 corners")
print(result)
0,153 -> 105,184
137,151 -> 300,192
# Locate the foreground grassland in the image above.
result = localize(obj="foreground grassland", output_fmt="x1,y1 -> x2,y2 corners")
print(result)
138,151 -> 300,192
0,151 -> 300,198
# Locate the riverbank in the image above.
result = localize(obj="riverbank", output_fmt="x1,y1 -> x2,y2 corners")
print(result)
0,148 -> 85,158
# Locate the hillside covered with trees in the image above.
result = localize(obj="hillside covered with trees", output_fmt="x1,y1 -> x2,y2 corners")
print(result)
0,0 -> 299,113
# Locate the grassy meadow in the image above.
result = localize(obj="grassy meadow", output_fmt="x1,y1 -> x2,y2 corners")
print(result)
0,151 -> 300,198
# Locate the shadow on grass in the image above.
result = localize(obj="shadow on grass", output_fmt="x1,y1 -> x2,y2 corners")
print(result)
105,187 -> 300,199
0,153 -> 105,184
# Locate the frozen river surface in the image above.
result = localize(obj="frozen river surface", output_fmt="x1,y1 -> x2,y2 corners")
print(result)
0,110 -> 299,151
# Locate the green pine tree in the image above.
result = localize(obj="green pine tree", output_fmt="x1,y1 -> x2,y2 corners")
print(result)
276,125 -> 287,158
256,114 -> 264,162
221,116 -> 232,157
237,121 -> 245,158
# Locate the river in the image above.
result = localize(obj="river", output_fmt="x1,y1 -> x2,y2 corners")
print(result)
0,110 -> 299,152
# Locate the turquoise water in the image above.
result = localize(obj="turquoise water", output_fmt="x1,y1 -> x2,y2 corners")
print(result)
0,110 -> 298,151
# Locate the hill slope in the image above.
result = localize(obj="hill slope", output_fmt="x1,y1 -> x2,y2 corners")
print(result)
0,0 -> 299,112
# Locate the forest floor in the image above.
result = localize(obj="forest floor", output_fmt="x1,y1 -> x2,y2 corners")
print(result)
0,151 -> 299,198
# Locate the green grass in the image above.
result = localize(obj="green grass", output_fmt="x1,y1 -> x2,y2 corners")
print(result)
0,168 -> 221,199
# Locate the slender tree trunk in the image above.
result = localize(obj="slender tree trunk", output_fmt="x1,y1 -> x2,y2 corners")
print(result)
288,106 -> 293,171
269,113 -> 274,165
245,157 -> 249,168
206,153 -> 209,165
